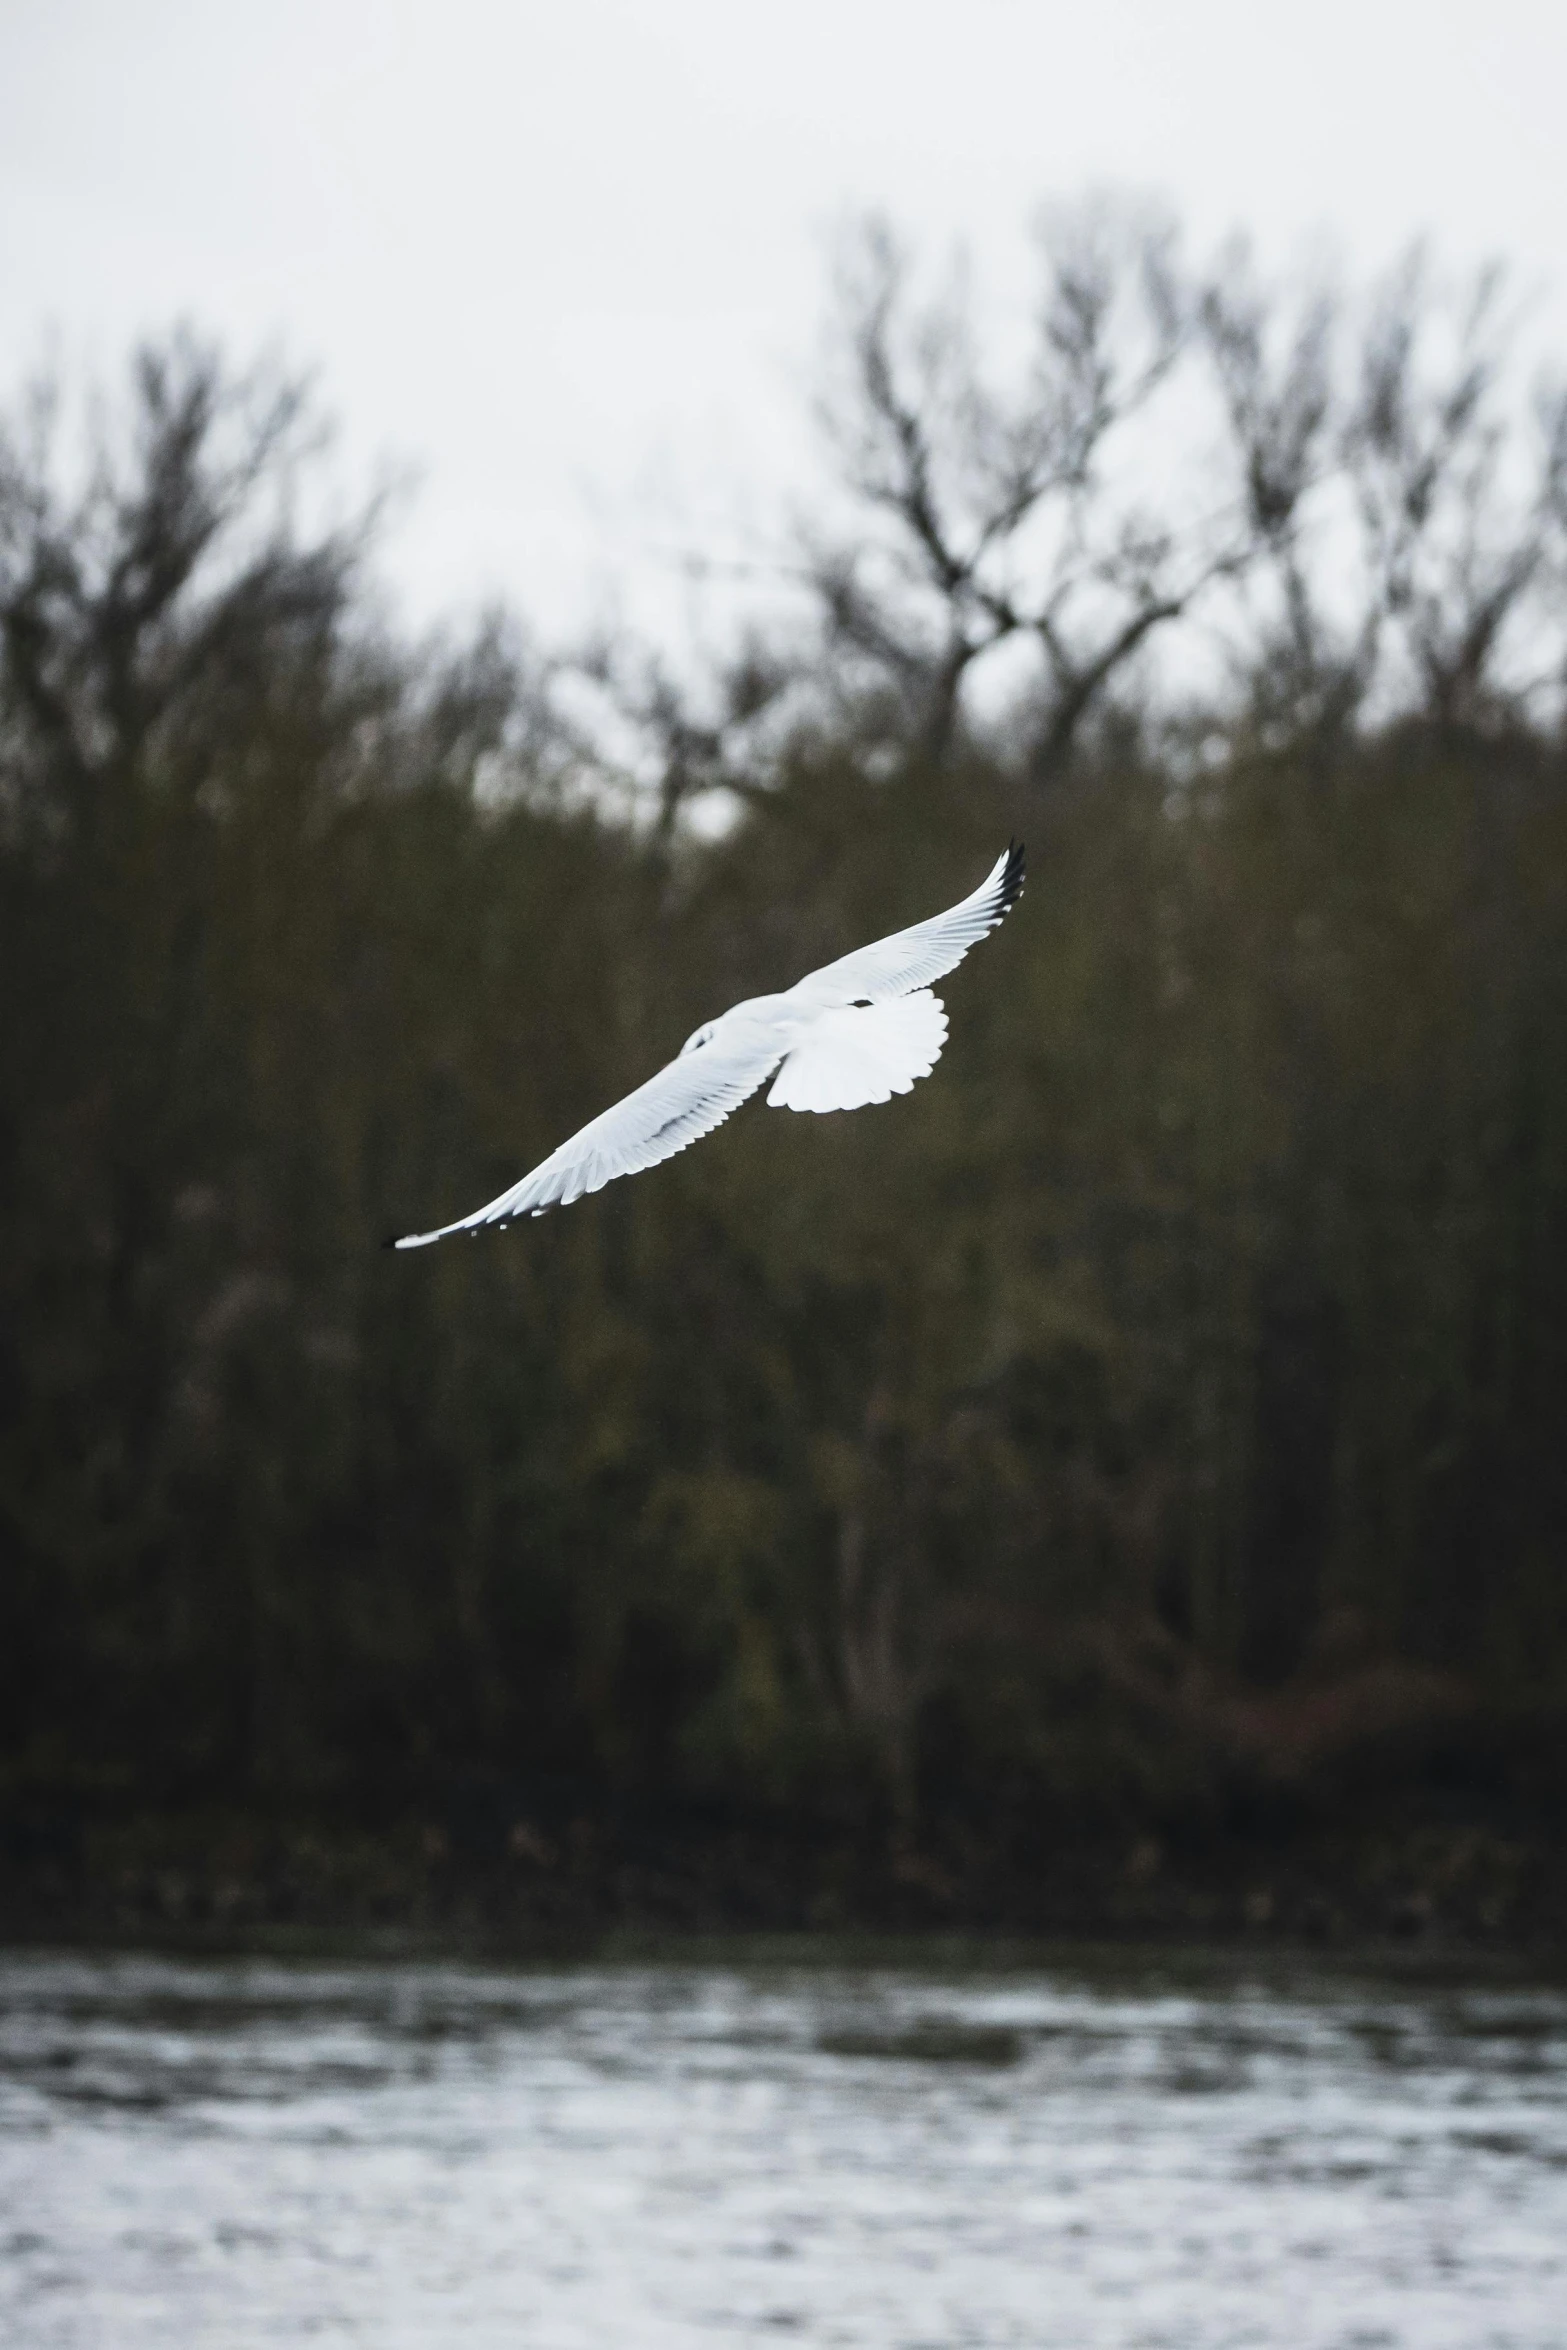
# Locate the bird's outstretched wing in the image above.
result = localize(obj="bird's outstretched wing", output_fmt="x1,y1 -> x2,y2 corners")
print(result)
390,1034 -> 783,1248
792,840 -> 1025,1007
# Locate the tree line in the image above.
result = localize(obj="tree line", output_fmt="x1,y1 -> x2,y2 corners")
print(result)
3,211 -> 1566,1911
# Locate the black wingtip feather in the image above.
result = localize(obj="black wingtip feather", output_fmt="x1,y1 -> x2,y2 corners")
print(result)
381,1234 -> 401,1251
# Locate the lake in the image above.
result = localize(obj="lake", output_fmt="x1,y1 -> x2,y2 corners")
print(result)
2,1943 -> 1564,2346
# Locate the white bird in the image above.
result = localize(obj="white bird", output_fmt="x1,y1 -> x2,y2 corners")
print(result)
390,841 -> 1025,1247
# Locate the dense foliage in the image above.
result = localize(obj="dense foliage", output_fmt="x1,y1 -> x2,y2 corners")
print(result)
3,276 -> 1566,1910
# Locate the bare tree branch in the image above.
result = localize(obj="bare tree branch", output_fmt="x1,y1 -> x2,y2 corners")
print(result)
806,203 -> 1242,775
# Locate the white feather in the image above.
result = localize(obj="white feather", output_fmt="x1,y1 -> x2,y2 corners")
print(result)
767,990 -> 948,1112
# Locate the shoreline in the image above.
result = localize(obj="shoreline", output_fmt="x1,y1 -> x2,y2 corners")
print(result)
6,1799 -> 1565,1964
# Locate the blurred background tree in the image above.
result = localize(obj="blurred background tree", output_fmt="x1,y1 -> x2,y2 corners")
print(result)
2,212 -> 1566,1921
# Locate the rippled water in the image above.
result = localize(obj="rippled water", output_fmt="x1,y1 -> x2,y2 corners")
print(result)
2,1945 -> 1565,2347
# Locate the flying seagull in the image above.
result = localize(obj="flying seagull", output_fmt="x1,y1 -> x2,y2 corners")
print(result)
389,841 -> 1024,1248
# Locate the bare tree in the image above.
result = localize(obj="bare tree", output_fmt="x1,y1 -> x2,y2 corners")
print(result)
1204,248 -> 1567,745
1344,252 -> 1567,731
807,205 -> 1247,776
0,335 -> 363,846
1199,250 -> 1365,739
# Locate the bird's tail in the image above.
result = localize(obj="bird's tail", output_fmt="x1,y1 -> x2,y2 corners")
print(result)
766,990 -> 948,1113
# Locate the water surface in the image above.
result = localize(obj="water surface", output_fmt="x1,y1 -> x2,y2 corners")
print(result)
2,1944 -> 1564,2346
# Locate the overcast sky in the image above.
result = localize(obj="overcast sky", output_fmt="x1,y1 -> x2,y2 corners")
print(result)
3,0 -> 1564,649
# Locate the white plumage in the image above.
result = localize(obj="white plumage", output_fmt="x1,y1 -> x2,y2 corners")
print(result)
765,990 -> 949,1112
390,841 -> 1024,1248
